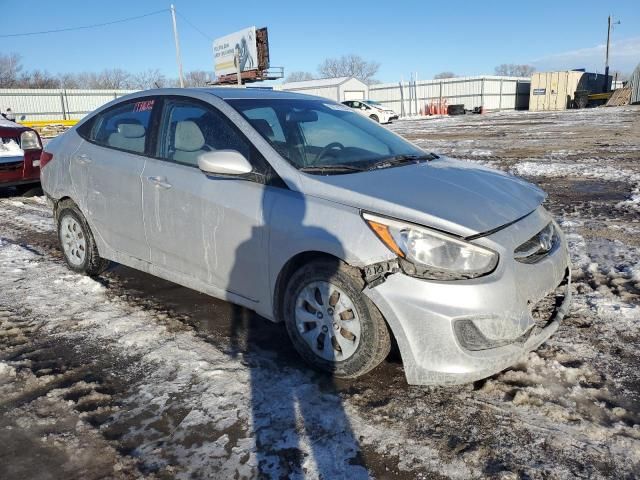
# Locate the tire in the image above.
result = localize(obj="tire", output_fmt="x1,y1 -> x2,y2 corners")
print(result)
56,200 -> 110,276
282,259 -> 391,378
369,114 -> 379,123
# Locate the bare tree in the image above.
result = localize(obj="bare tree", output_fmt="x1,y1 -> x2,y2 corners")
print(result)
131,69 -> 167,89
494,64 -> 536,77
610,70 -> 629,82
181,70 -> 211,87
19,70 -> 60,89
433,71 -> 457,79
285,71 -> 315,83
95,68 -> 132,89
317,54 -> 380,84
57,73 -> 81,89
0,53 -> 23,87
70,72 -> 97,89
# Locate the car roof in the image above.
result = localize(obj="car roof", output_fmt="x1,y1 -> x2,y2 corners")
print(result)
204,87 -> 320,100
121,87 -> 324,101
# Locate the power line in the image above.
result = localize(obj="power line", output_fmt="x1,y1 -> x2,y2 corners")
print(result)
176,10 -> 213,41
0,9 -> 169,38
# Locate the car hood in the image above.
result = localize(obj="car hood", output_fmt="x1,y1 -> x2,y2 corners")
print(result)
299,156 -> 546,237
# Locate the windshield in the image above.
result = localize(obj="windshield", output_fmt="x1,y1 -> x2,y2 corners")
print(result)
228,98 -> 426,172
365,100 -> 382,106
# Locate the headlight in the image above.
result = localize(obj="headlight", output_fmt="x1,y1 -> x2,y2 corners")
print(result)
363,212 -> 499,280
20,130 -> 41,151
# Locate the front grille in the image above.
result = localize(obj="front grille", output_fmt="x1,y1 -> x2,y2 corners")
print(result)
1,137 -> 23,171
530,271 -> 570,328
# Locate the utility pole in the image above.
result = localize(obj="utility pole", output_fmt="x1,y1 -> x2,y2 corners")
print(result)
170,4 -> 184,88
604,15 -> 621,93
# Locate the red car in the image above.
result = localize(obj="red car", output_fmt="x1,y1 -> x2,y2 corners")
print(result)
0,117 -> 43,192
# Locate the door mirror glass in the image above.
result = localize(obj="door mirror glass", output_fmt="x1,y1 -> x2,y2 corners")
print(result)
198,150 -> 253,176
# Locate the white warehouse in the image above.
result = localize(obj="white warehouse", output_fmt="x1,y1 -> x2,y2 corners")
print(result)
277,77 -> 369,102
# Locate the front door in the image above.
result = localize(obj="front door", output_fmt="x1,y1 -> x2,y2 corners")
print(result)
141,96 -> 269,302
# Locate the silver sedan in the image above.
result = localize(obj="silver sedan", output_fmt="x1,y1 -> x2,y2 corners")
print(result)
40,88 -> 571,385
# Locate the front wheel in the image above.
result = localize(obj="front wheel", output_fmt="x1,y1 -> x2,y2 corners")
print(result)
369,114 -> 380,123
283,259 -> 391,378
57,201 -> 110,276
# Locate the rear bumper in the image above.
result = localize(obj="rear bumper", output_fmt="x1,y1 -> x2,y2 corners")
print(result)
364,207 -> 572,385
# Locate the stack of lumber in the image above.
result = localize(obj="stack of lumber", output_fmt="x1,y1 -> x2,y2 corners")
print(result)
606,88 -> 632,107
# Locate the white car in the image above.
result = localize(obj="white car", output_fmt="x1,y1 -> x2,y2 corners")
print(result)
342,100 -> 398,124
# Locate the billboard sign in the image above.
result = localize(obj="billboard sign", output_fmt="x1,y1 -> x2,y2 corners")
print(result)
213,26 -> 258,77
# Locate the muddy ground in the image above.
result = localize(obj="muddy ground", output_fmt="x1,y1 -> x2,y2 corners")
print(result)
1,106 -> 639,479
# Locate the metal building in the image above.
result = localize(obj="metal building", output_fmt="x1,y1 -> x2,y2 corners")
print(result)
367,76 -> 530,116
630,63 -> 640,105
277,77 -> 369,102
529,71 -> 611,111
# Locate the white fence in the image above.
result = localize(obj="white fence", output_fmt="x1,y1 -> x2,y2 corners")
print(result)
1,76 -> 531,122
368,76 -> 531,116
0,89 -> 137,122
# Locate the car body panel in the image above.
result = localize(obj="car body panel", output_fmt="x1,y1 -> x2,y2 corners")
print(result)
75,140 -> 150,261
299,156 -> 546,237
141,157 -> 269,302
365,206 -> 571,384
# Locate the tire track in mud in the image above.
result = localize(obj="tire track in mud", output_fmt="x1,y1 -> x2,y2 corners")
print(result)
0,303 -> 147,480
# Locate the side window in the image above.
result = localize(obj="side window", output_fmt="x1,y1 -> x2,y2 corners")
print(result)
90,99 -> 154,154
158,99 -> 250,167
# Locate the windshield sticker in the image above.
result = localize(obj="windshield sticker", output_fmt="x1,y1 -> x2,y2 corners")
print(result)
324,103 -> 353,112
133,100 -> 155,112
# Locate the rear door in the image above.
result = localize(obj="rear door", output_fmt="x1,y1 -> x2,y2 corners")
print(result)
141,96 -> 270,301
75,97 -> 157,261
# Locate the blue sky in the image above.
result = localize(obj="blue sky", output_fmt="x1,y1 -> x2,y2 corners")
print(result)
3,0 -> 639,83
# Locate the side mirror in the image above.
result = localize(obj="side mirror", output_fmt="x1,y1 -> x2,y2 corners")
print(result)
198,150 -> 253,176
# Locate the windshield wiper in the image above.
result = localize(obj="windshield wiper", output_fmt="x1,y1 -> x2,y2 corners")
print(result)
366,153 -> 437,171
299,164 -> 365,174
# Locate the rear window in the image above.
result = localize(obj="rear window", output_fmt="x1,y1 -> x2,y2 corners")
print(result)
85,99 -> 155,154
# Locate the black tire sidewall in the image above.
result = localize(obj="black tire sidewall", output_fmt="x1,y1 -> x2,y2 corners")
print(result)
283,260 -> 385,378
370,114 -> 379,122
57,207 -> 92,274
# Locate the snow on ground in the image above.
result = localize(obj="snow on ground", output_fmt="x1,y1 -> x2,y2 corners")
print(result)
1,106 -> 640,479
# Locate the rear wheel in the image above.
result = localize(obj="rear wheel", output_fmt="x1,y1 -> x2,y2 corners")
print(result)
369,114 -> 380,123
57,201 -> 110,276
283,259 -> 391,378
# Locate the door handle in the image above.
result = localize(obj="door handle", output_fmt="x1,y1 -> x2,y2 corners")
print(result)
75,154 -> 91,165
146,176 -> 172,189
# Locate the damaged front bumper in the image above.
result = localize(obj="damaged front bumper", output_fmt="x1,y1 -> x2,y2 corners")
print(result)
364,206 -> 572,385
